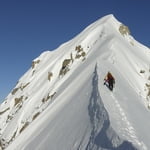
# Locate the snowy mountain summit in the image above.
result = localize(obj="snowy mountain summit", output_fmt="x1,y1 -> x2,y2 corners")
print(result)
0,14 -> 150,150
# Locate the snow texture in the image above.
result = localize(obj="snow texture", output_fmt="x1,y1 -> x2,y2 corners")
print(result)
0,14 -> 150,150
85,65 -> 137,150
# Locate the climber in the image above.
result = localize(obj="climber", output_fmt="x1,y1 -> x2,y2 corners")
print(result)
104,72 -> 115,91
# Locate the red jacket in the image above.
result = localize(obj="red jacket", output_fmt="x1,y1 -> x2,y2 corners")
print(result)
104,72 -> 115,83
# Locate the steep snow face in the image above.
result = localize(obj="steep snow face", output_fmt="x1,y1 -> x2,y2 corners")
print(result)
5,66 -> 137,150
0,14 -> 150,150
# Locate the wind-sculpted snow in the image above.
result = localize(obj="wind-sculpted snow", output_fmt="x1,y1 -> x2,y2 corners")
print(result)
86,65 -> 137,150
1,14 -> 150,150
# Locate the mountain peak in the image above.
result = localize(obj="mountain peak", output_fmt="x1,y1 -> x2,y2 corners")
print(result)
98,14 -> 118,22
0,15 -> 150,150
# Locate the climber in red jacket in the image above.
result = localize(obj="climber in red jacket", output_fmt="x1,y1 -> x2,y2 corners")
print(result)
104,72 -> 115,91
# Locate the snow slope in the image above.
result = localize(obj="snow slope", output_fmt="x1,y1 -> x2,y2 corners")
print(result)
0,14 -> 150,150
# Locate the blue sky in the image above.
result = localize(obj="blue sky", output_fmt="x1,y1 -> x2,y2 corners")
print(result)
0,0 -> 150,102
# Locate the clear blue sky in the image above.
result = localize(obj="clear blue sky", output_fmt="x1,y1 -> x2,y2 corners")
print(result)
0,0 -> 149,102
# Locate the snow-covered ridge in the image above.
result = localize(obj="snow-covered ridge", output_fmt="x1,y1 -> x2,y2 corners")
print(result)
0,14 -> 150,150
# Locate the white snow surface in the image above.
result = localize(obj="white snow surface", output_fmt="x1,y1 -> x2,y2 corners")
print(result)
0,14 -> 150,150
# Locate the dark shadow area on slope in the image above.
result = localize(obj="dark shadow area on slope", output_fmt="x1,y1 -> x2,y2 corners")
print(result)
86,64 -> 138,150
95,121 -> 137,150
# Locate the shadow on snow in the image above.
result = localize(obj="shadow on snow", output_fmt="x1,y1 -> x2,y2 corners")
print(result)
86,64 -> 137,150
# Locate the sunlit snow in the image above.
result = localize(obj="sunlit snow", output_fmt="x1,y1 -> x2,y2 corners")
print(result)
0,14 -> 150,150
